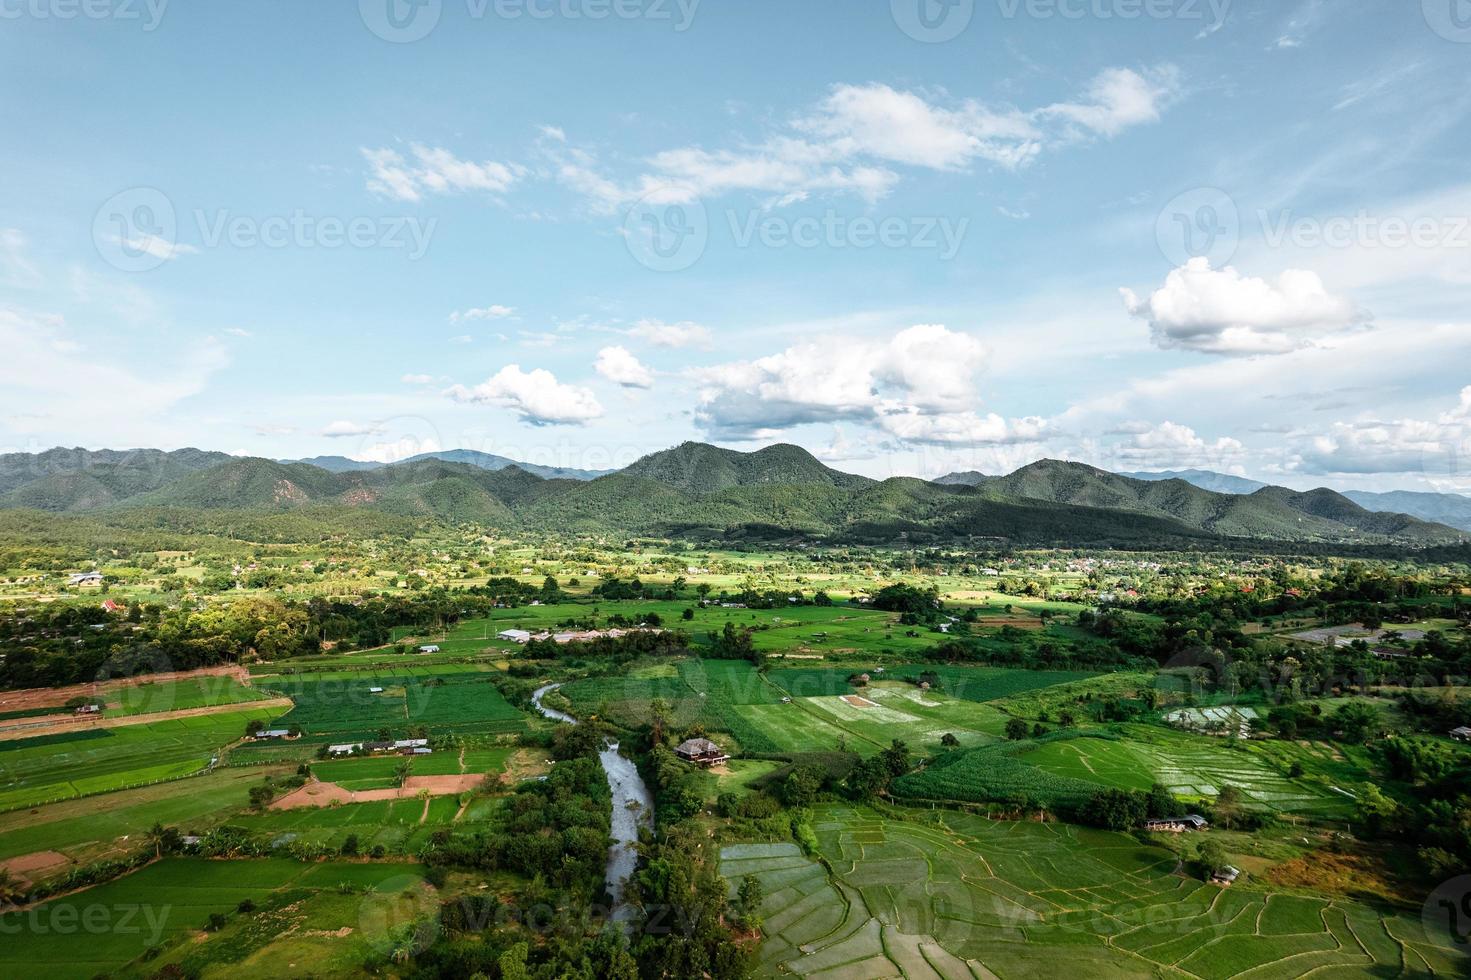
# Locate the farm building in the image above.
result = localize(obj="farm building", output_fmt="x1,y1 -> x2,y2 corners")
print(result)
674,738 -> 729,767
68,572 -> 104,586
1451,726 -> 1471,742
101,599 -> 125,614
252,729 -> 295,741
1143,814 -> 1209,832
498,629 -> 533,643
1212,866 -> 1241,886
74,703 -> 101,716
418,644 -> 441,654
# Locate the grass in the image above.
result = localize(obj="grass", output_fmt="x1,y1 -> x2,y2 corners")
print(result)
257,671 -> 527,738
721,804 -> 1461,979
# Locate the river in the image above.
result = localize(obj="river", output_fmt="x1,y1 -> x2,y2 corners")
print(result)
530,683 -> 654,929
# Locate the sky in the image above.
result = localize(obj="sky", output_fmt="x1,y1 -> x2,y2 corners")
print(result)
2,0 -> 1470,492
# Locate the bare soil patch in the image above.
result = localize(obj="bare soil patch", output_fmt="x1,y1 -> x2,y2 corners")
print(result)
269,774 -> 480,810
1,849 -> 68,880
841,695 -> 878,708
0,665 -> 250,714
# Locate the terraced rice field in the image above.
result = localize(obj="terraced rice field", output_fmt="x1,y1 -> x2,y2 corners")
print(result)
1023,728 -> 1350,814
258,672 -> 527,737
721,805 -> 1461,979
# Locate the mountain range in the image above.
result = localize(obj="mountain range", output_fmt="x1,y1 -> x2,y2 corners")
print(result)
0,444 -> 1464,548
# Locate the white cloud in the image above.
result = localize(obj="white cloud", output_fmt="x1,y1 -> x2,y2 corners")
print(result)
109,233 -> 197,263
449,305 -> 515,324
1284,387 -> 1471,484
547,68 -> 1180,211
1039,66 -> 1181,139
223,327 -> 253,338
320,420 -> 381,438
594,346 -> 654,389
693,324 -> 1037,446
627,319 -> 713,348
447,365 -> 604,426
1104,420 -> 1246,470
1122,258 -> 1365,355
0,229 -> 41,287
357,435 -> 443,465
363,144 -> 522,202
401,373 -> 434,384
0,307 -> 227,444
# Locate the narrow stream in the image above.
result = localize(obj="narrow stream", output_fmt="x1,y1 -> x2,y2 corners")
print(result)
531,684 -> 653,929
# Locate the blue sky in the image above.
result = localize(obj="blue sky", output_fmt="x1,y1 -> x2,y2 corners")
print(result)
2,0 -> 1470,490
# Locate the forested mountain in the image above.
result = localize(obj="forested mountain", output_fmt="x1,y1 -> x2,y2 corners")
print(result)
287,449 -> 608,480
1117,468 -> 1269,495
0,444 -> 1461,548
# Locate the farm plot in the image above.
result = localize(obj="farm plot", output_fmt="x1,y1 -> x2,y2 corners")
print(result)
260,672 -> 527,737
723,805 -> 1459,979
0,706 -> 278,812
0,858 -> 425,980
766,664 -> 1093,703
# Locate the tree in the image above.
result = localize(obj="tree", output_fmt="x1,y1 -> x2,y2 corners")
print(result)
1005,718 -> 1030,741
1196,838 -> 1229,879
340,834 -> 360,856
845,756 -> 892,800
1212,786 -> 1245,829
1332,702 -> 1381,744
498,941 -> 530,980
782,764 -> 826,808
1080,789 -> 1146,831
940,732 -> 960,747
737,874 -> 764,930
1145,782 -> 1181,819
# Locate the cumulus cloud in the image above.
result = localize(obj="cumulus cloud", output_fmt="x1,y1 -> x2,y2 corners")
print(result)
1122,258 -> 1366,355
1039,66 -> 1182,139
449,305 -> 515,324
595,346 -> 654,389
1284,388 -> 1471,483
363,144 -> 523,202
691,324 -> 1043,446
447,365 -> 604,426
1105,420 -> 1246,470
320,420 -> 381,438
627,319 -> 713,348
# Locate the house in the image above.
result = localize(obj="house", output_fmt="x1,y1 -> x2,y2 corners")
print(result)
253,729 -> 295,741
327,743 -> 361,756
674,738 -> 729,767
101,599 -> 125,614
74,703 -> 102,716
1212,866 -> 1241,886
1450,726 -> 1471,742
418,645 -> 441,654
1143,814 -> 1209,832
498,629 -> 533,644
368,687 -> 384,694
68,572 -> 104,586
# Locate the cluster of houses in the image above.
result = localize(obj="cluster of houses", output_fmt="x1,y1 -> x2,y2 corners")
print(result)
497,627 -> 663,645
326,738 -> 432,757
250,728 -> 298,741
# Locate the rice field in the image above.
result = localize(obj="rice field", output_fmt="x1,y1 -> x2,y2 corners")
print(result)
0,706 -> 280,812
258,671 -> 528,738
721,805 -> 1462,979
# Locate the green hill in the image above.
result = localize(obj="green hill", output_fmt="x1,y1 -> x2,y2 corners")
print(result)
622,442 -> 874,494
